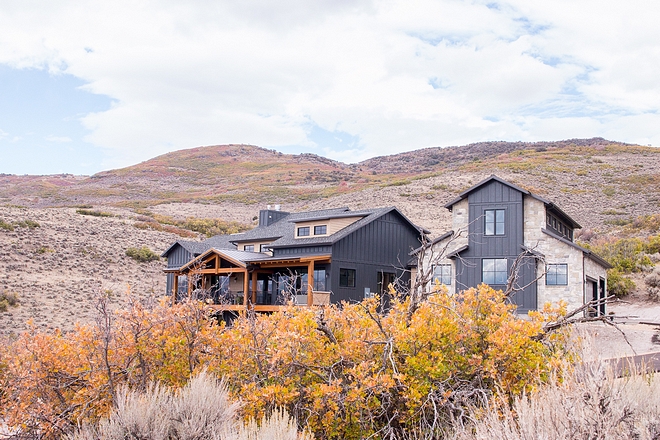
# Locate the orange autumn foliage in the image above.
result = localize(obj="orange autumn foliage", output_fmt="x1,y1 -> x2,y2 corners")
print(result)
0,285 -> 568,439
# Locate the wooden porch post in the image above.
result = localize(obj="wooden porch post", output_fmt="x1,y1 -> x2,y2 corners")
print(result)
307,260 -> 314,306
172,274 -> 179,303
187,275 -> 193,299
243,269 -> 249,307
251,271 -> 258,305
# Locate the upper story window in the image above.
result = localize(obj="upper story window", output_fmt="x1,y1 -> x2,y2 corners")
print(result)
297,226 -> 310,237
244,245 -> 254,252
546,213 -> 573,240
483,258 -> 507,285
260,244 -> 269,253
314,225 -> 327,235
432,264 -> 452,286
546,264 -> 568,285
484,209 -> 505,236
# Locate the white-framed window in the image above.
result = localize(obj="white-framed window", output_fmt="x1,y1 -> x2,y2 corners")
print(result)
546,264 -> 568,285
484,209 -> 505,236
482,258 -> 508,285
260,244 -> 269,253
244,244 -> 254,252
432,264 -> 452,285
297,226 -> 310,237
314,225 -> 327,235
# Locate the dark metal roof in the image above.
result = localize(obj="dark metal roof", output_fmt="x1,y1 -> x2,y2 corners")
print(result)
161,240 -> 209,258
268,206 -> 428,249
230,207 -> 352,243
444,174 -> 582,229
409,231 -> 454,256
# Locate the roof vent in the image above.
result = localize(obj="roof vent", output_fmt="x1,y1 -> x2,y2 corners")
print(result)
275,204 -> 281,211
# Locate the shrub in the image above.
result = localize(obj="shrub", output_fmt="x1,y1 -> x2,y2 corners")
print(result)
70,372 -> 308,440
0,292 -> 18,311
587,237 -> 653,273
0,220 -> 14,231
0,287 -> 567,439
15,219 -> 40,229
76,209 -> 114,218
451,360 -> 660,440
125,246 -> 159,263
607,269 -> 636,298
645,269 -> 660,301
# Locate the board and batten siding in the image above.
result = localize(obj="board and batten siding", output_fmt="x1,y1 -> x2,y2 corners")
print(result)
331,211 -> 420,304
456,180 -> 537,312
165,245 -> 194,295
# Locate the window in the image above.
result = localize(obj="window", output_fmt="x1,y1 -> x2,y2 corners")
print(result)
313,269 -> 326,291
314,225 -> 327,235
260,244 -> 269,253
432,264 -> 452,285
244,245 -> 254,252
482,258 -> 508,285
546,264 -> 568,285
297,226 -> 310,237
339,268 -> 356,287
484,209 -> 505,236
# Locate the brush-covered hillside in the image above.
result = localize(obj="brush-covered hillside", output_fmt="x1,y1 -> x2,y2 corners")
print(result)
1,137 -> 660,336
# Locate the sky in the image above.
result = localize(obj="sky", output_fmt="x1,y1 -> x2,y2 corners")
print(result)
1,1 -> 660,175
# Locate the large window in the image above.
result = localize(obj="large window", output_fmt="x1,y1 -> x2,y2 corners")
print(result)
339,268 -> 356,287
546,264 -> 568,285
432,264 -> 452,285
314,225 -> 327,235
484,209 -> 505,236
313,269 -> 326,291
297,226 -> 310,237
482,258 -> 508,285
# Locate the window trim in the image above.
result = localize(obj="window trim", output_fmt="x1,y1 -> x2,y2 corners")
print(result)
297,226 -> 310,237
546,263 -> 568,286
339,268 -> 356,288
484,209 -> 505,236
482,258 -> 508,285
432,264 -> 452,286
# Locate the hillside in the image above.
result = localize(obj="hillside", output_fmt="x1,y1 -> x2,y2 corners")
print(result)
1,138 -> 660,336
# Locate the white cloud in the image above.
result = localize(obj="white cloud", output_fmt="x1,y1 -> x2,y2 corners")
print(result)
1,0 -> 660,170
45,135 -> 72,143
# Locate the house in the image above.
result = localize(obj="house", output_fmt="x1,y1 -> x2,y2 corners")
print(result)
415,175 -> 611,314
162,206 -> 427,313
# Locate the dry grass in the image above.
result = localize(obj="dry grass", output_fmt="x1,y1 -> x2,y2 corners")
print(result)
446,349 -> 660,440
68,372 -> 310,440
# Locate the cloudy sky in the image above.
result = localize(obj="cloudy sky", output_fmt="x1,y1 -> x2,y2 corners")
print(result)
1,0 -> 659,175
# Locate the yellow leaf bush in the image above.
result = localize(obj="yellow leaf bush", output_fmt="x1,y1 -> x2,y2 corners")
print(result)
0,285 -> 567,439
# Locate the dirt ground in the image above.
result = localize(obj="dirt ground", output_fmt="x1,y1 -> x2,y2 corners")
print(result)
580,293 -> 660,360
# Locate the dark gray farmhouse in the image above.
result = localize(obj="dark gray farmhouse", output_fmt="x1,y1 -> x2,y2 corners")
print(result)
162,206 -> 427,312
418,175 -> 612,314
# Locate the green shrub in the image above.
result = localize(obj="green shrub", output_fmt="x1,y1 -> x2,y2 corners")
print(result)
587,237 -> 653,273
0,220 -> 14,231
0,292 -> 19,311
125,246 -> 160,263
76,209 -> 114,217
606,269 -> 636,297
645,235 -> 660,254
15,219 -> 40,229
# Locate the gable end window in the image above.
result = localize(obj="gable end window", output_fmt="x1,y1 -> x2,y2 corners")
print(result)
482,258 -> 507,285
244,245 -> 254,252
546,264 -> 568,285
432,264 -> 452,285
314,225 -> 327,235
484,209 -> 505,236
339,268 -> 356,288
297,226 -> 310,237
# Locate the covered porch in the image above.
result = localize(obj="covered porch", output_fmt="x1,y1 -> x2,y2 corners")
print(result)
167,249 -> 332,312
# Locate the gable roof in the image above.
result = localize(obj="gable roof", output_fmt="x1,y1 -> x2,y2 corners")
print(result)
444,175 -> 582,229
268,206 -> 428,249
161,234 -> 241,258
